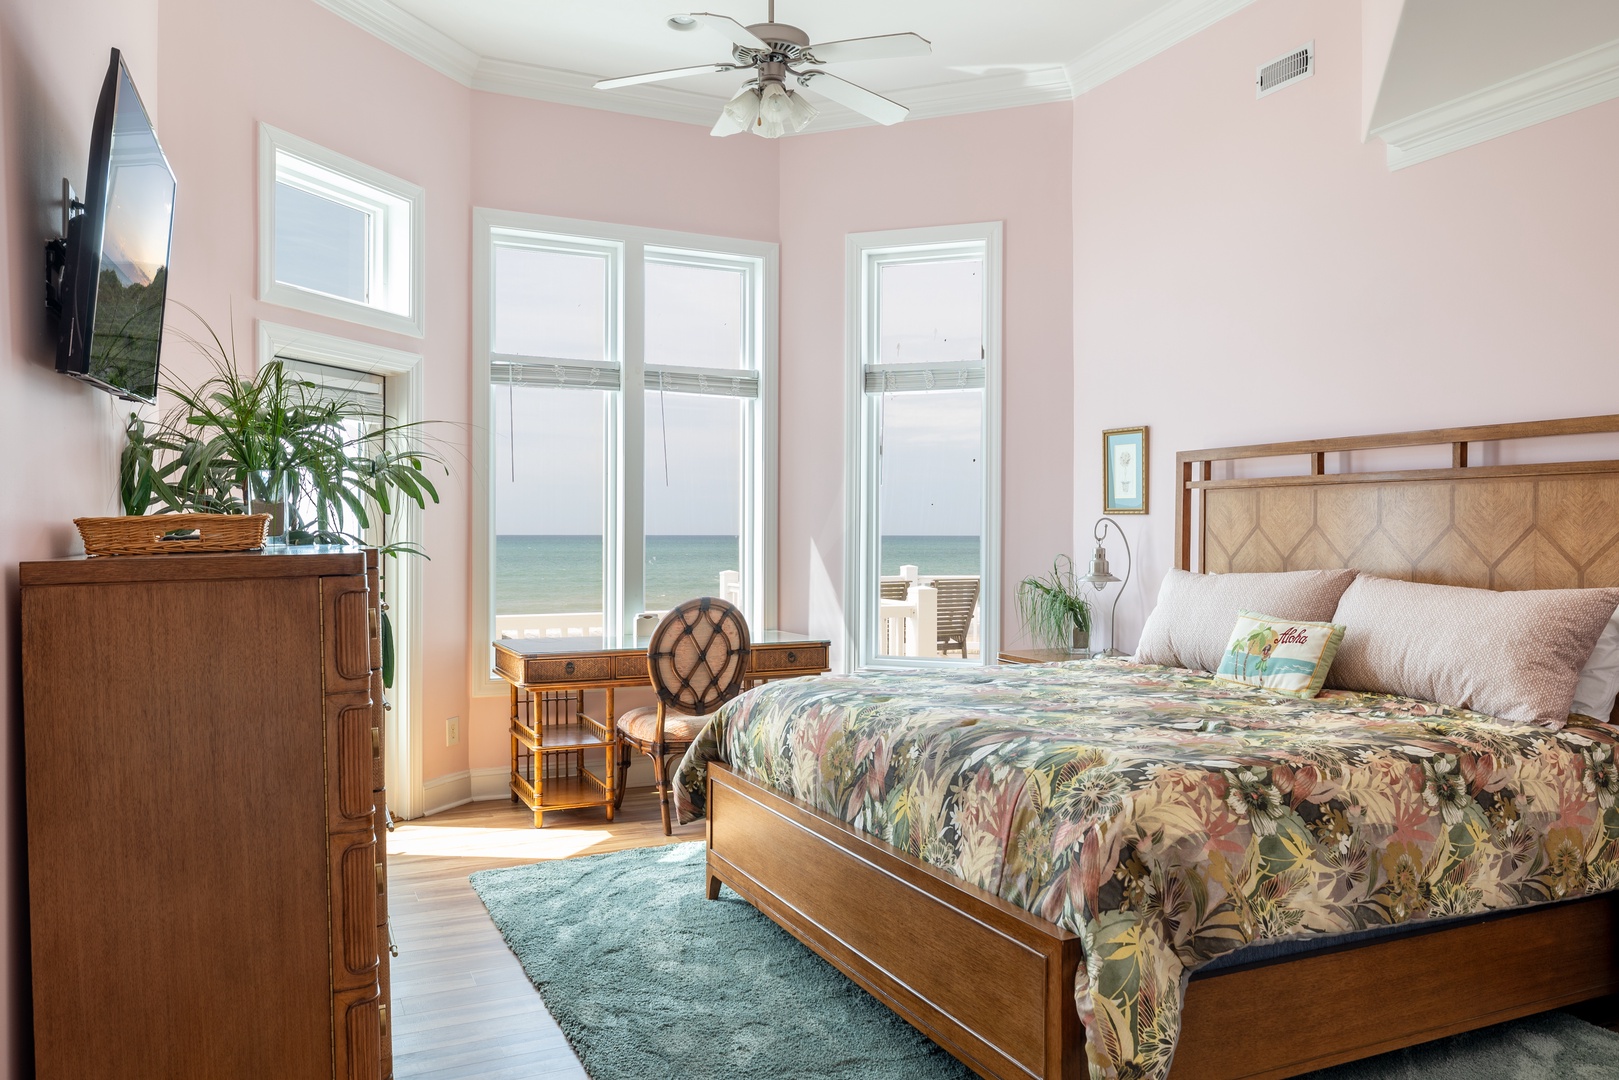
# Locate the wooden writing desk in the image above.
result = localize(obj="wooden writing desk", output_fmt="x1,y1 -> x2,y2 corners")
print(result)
493,632 -> 830,826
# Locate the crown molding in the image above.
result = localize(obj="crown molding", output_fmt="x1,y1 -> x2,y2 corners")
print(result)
312,0 -> 478,84
1371,37 -> 1619,170
316,0 -> 1230,130
1066,0 -> 1258,95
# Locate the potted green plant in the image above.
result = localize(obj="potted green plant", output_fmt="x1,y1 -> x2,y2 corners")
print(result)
120,315 -> 444,686
1016,555 -> 1093,652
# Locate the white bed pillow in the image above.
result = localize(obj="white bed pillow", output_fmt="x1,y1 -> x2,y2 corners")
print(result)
1327,575 -> 1619,726
1570,608 -> 1619,722
1133,569 -> 1358,673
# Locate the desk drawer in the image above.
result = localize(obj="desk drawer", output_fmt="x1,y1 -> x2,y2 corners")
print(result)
522,655 -> 616,684
614,653 -> 648,680
751,643 -> 828,675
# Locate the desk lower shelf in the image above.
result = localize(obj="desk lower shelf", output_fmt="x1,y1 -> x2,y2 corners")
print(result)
507,687 -> 617,827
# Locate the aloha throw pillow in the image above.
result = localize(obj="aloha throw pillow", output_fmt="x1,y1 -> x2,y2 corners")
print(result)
1213,611 -> 1346,699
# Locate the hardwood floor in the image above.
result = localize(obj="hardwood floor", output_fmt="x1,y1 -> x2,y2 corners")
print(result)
388,787 -> 704,1079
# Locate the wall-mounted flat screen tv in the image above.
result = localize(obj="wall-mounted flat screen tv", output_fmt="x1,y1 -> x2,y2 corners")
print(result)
55,48 -> 176,404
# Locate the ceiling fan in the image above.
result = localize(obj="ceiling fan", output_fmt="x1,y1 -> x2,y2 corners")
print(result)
592,2 -> 932,138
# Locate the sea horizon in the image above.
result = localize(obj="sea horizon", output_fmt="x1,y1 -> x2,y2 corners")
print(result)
496,533 -> 981,614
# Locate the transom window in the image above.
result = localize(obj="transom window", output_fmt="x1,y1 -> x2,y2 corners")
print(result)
474,212 -> 777,688
846,224 -> 1003,669
259,125 -> 425,337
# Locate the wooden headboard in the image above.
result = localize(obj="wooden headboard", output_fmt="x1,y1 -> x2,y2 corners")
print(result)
1175,415 -> 1619,590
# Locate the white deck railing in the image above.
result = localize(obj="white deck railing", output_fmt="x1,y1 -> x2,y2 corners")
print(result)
879,566 -> 980,660
495,566 -> 979,658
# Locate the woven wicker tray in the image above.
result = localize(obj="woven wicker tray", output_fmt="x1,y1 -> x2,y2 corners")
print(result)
74,514 -> 272,556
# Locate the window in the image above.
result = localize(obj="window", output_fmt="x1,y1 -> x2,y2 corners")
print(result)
846,224 -> 1002,669
473,212 -> 777,689
259,125 -> 425,337
257,320 -> 427,819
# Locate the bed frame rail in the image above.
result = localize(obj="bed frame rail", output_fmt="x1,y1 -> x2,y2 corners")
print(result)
708,763 -> 1619,1080
705,763 -> 1086,1080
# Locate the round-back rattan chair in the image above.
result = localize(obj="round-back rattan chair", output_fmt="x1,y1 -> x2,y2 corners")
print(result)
615,597 -> 751,834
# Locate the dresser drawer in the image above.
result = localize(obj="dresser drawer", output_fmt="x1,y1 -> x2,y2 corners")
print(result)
750,643 -> 829,675
378,941 -> 394,1080
331,831 -> 380,991
333,982 -> 382,1080
374,809 -> 389,928
328,692 -> 378,833
370,671 -> 386,793
323,576 -> 373,692
614,653 -> 649,680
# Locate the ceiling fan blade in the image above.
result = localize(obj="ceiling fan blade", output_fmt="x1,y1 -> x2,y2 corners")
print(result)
594,63 -> 735,90
797,72 -> 909,125
805,32 -> 932,65
677,13 -> 769,52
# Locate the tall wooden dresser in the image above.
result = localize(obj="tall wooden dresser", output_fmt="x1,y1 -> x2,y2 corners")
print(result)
20,548 -> 393,1079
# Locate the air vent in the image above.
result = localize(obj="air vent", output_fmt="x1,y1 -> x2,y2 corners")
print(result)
1256,41 -> 1314,98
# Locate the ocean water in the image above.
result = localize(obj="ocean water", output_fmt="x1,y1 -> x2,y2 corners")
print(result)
495,534 -> 980,614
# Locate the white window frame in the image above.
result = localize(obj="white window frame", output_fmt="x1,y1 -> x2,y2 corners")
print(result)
471,208 -> 778,697
257,319 -> 428,819
843,222 -> 1003,672
259,124 -> 426,337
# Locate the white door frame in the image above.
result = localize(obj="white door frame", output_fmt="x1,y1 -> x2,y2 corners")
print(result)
258,319 -> 427,820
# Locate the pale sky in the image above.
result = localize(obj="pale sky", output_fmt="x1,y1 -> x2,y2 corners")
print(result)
493,252 -> 984,537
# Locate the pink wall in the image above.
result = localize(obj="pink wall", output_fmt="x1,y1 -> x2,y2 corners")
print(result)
775,104 -> 1077,666
1073,0 -> 1619,652
0,1 -> 161,1068
153,0 -> 476,787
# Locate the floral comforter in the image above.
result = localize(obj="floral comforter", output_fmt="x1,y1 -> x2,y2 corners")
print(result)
672,658 -> 1619,1080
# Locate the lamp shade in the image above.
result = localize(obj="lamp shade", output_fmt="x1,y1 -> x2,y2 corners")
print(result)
757,81 -> 817,137
1081,542 -> 1120,587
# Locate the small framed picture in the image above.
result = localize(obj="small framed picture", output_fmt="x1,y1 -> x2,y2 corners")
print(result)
1103,426 -> 1148,515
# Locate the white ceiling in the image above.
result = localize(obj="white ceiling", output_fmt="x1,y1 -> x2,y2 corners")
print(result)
314,0 -> 1262,130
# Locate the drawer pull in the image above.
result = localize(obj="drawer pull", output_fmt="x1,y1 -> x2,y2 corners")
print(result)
379,1003 -> 389,1038
388,917 -> 399,959
371,726 -> 382,755
375,862 -> 386,892
382,699 -> 393,712
786,651 -> 797,664
564,661 -> 576,675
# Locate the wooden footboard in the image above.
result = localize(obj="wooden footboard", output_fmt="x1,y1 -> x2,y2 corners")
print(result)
707,763 -> 1619,1080
704,763 -> 1086,1080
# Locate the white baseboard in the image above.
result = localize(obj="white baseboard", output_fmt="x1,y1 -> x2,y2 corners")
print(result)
421,770 -> 472,816
470,766 -> 509,801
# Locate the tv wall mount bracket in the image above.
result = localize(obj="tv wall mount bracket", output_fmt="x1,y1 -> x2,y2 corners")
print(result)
44,179 -> 84,316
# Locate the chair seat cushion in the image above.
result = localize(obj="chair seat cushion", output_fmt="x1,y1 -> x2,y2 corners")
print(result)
616,706 -> 706,745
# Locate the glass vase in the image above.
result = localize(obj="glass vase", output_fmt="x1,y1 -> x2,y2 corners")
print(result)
246,470 -> 292,545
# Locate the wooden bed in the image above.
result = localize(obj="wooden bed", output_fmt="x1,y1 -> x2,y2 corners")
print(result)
705,415 -> 1619,1080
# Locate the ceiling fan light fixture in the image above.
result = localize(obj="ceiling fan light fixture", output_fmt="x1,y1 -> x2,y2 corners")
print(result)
666,14 -> 699,30
720,84 -> 762,134
756,80 -> 817,138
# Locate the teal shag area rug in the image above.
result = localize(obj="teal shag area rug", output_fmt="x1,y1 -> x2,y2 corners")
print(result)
470,843 -> 1619,1080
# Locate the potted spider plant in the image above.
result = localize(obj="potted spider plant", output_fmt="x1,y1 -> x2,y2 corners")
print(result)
120,314 -> 444,686
1016,555 -> 1094,652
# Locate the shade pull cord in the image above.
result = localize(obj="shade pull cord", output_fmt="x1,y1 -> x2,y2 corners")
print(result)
508,384 -> 516,483
659,371 -> 670,487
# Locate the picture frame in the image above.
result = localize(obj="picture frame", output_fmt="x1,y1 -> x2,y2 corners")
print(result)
1103,426 -> 1148,515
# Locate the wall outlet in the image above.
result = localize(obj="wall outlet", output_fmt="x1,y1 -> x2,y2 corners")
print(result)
446,716 -> 460,746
